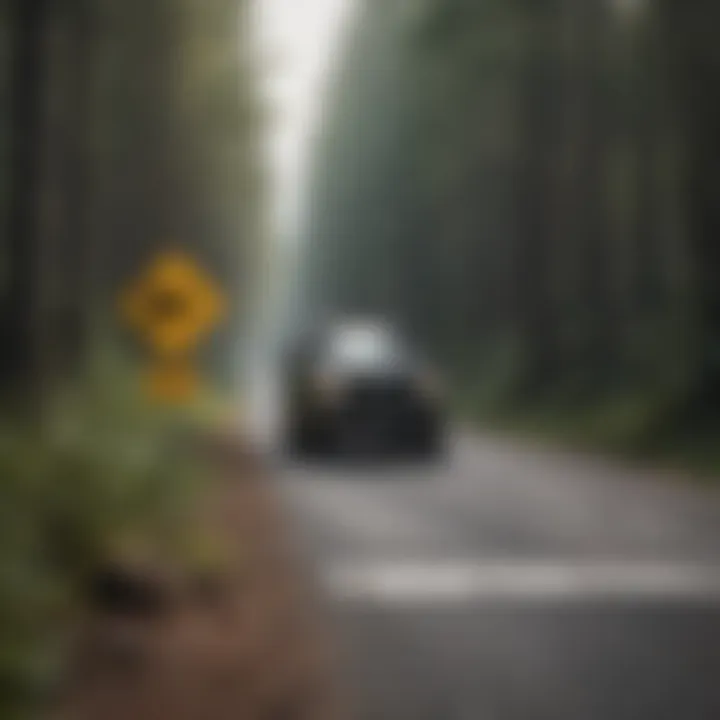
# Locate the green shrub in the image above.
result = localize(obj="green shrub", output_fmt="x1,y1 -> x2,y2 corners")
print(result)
0,369 -> 206,718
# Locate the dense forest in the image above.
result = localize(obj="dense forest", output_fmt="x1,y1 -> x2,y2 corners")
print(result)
0,2 -> 261,714
299,0 -> 720,454
1,0 -> 262,399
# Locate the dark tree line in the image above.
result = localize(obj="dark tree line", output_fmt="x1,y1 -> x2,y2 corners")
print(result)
0,4 -> 262,711
298,0 -> 720,447
1,0 -> 262,403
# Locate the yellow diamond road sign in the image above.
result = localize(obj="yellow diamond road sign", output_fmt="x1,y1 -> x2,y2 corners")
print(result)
121,250 -> 225,356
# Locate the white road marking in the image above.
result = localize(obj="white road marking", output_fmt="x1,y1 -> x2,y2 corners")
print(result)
324,560 -> 720,605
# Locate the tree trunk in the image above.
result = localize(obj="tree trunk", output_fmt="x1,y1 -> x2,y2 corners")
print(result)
3,0 -> 50,395
572,0 -> 615,387
511,2 -> 559,397
658,0 -> 720,414
61,0 -> 94,375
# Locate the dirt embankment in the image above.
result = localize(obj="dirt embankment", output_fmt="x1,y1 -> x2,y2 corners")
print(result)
54,435 -> 345,720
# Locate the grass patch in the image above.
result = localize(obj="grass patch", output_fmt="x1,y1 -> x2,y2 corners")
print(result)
459,384 -> 720,479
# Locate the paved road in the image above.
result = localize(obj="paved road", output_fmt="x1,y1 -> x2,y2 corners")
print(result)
271,433 -> 720,720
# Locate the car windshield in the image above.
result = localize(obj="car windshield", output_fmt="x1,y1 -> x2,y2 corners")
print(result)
328,325 -> 405,369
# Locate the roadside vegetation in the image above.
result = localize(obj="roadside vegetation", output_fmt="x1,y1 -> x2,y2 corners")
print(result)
0,369 -> 207,719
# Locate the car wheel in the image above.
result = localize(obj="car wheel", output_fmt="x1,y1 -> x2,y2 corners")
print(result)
416,425 -> 447,463
285,423 -> 311,458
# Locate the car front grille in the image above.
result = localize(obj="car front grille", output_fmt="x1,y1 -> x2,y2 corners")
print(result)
345,378 -> 416,417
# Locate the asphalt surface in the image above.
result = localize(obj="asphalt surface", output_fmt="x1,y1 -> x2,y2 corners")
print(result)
269,433 -> 720,720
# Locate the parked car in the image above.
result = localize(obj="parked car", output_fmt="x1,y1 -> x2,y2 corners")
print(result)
281,319 -> 446,459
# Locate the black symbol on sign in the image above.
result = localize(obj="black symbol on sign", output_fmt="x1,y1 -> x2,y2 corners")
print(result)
147,290 -> 188,322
